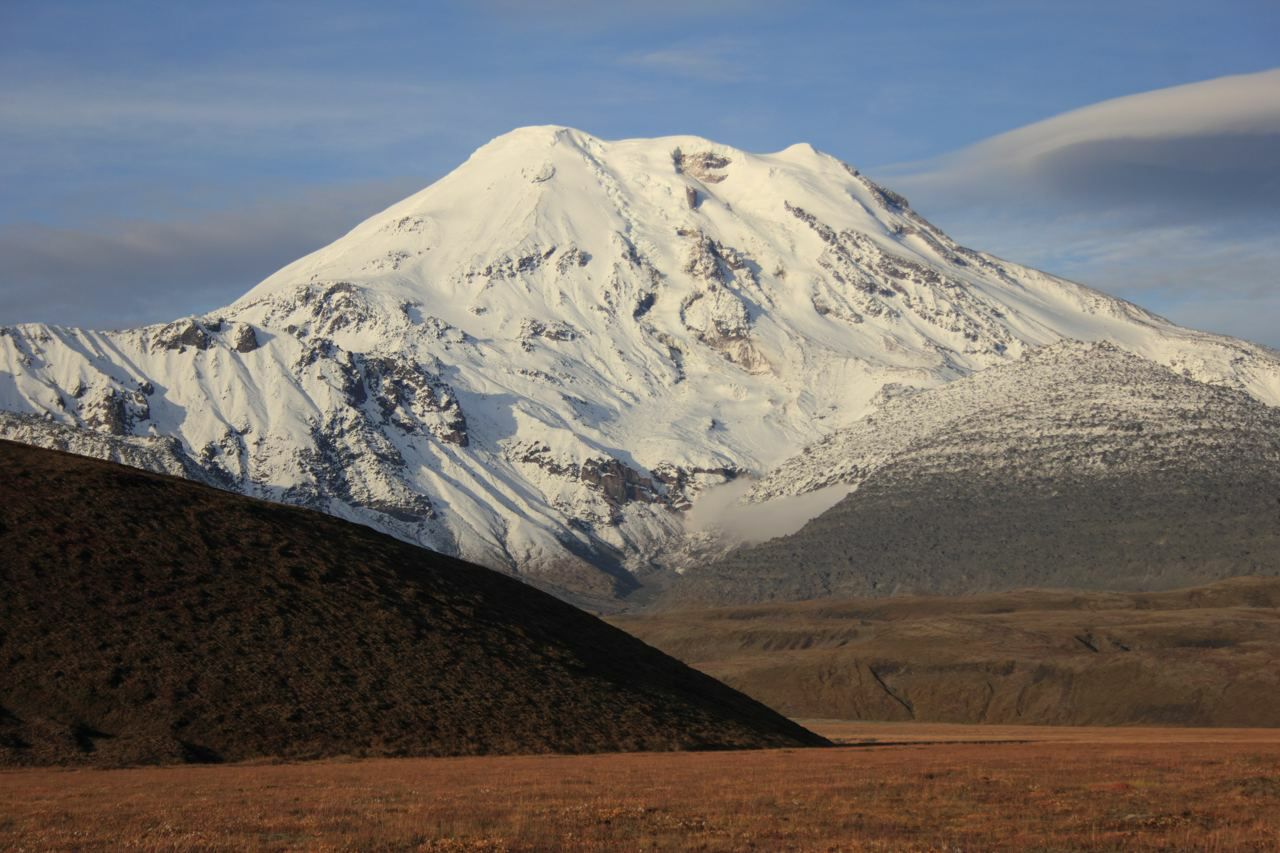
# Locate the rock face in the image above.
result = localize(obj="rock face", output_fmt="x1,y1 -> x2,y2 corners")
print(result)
0,441 -> 827,767
665,342 -> 1280,606
2,125 -> 1279,604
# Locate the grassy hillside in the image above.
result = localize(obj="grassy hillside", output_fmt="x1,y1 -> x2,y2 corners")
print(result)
0,440 -> 825,767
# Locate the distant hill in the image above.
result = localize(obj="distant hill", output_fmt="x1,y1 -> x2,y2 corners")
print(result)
615,577 -> 1280,727
0,441 -> 825,767
664,342 -> 1280,607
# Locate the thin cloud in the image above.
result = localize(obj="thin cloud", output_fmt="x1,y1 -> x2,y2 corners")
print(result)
879,69 -> 1280,348
624,39 -> 754,83
0,72 -> 466,150
0,179 -> 423,330
478,0 -> 784,24
884,69 -> 1280,222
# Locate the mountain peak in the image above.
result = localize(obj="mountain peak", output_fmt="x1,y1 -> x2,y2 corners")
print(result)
235,127 -> 901,312
776,140 -> 821,157
473,126 -> 831,172
475,124 -> 594,153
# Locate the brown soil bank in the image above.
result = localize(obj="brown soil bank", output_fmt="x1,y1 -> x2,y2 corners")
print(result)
0,440 -> 824,767
613,579 -> 1280,726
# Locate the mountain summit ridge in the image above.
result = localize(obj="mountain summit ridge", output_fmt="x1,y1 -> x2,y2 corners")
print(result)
2,126 -> 1278,602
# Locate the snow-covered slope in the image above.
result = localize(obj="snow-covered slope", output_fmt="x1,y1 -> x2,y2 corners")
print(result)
2,126 -> 1278,603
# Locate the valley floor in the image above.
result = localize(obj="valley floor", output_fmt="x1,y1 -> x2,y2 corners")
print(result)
3,722 -> 1279,851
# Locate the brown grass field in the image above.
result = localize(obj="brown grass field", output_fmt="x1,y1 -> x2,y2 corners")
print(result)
3,723 -> 1280,851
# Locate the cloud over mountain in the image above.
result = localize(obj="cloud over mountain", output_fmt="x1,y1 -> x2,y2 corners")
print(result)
888,70 -> 1280,346
898,69 -> 1280,215
0,180 -> 420,329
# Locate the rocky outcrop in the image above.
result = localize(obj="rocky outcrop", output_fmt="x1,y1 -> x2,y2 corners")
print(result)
651,463 -> 743,511
290,417 -> 438,523
511,442 -> 664,522
677,230 -> 769,373
679,229 -> 755,285
362,354 -> 468,446
673,149 -> 732,183
556,245 -> 591,274
469,246 -> 558,280
518,318 -> 579,351
229,322 -> 260,353
78,387 -> 150,436
150,318 -> 213,353
787,200 -> 1020,352
267,281 -> 377,340
580,458 -> 662,507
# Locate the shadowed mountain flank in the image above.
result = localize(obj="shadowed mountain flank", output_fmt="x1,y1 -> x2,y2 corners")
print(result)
615,578 -> 1280,727
0,441 -> 825,767
665,343 -> 1280,607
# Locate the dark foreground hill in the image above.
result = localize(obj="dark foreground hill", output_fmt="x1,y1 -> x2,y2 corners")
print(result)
0,441 -> 825,767
615,577 -> 1280,727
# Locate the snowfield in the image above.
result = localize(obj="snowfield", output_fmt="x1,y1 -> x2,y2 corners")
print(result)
2,126 -> 1278,603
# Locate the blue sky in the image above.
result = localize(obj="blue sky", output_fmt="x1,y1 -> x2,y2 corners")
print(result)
2,1 -> 1278,343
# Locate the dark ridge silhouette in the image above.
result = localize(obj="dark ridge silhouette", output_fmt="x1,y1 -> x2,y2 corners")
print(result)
0,440 -> 826,767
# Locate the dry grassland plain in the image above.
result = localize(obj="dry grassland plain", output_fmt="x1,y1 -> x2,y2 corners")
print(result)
3,723 -> 1279,851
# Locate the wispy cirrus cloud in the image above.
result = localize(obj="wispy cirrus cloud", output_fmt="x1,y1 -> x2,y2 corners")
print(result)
624,39 -> 755,83
0,72 -> 481,154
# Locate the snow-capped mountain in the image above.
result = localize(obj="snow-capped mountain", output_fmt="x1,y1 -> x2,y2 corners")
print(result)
2,126 -> 1278,604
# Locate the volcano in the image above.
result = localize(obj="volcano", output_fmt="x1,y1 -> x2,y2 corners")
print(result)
3,126 -> 1278,605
